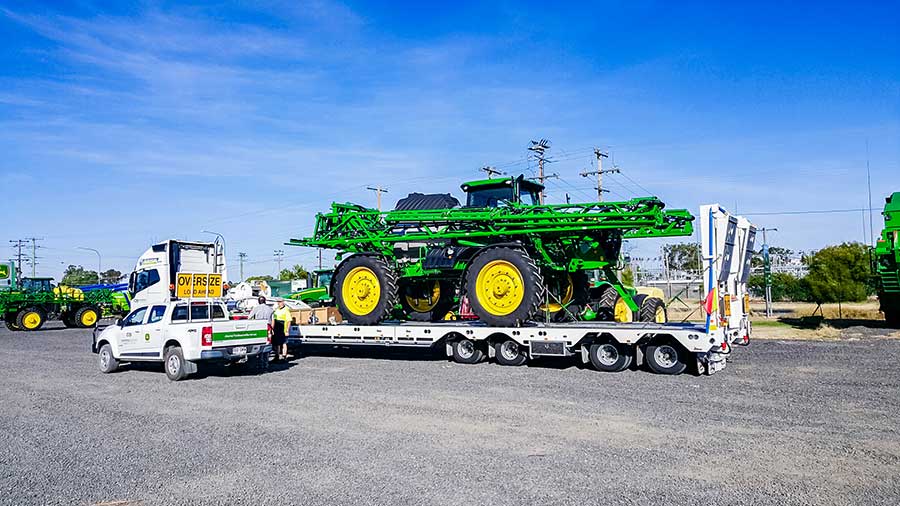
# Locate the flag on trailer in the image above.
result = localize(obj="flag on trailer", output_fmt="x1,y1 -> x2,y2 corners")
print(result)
704,287 -> 719,331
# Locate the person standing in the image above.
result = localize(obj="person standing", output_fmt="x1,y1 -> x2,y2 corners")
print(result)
272,300 -> 292,362
247,296 -> 276,360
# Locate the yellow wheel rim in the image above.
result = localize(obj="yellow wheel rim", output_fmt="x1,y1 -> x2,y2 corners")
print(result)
405,281 -> 441,313
22,312 -> 42,329
475,260 -> 525,316
341,266 -> 382,316
614,298 -> 633,323
542,274 -> 574,313
80,309 -> 98,327
655,305 -> 666,323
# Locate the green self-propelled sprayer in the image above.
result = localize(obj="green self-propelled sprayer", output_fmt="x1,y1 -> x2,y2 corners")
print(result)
875,192 -> 900,327
289,175 -> 694,326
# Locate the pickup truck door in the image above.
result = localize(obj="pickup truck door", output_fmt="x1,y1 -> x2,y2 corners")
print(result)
118,307 -> 148,356
139,305 -> 168,357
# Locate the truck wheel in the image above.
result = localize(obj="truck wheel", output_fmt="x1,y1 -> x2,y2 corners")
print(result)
400,280 -> 455,322
98,343 -> 119,373
334,255 -> 398,325
645,341 -> 687,375
452,338 -> 484,364
466,248 -> 543,327
5,320 -> 19,331
636,296 -> 667,323
16,308 -> 46,331
589,342 -> 633,372
75,306 -> 101,328
495,339 -> 527,366
164,346 -> 189,381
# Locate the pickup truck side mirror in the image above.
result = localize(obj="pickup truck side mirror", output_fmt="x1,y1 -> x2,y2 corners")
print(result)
115,318 -> 123,327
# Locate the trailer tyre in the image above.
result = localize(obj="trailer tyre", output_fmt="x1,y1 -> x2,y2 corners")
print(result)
16,308 -> 46,331
334,255 -> 398,325
589,342 -> 633,372
466,247 -> 543,327
495,339 -> 527,366
645,341 -> 687,375
98,343 -> 119,374
164,346 -> 189,381
452,338 -> 485,364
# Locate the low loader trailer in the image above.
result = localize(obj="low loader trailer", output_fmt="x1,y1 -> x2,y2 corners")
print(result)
289,205 -> 755,375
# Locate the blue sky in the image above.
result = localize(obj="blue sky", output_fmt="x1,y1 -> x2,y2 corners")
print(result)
1,1 -> 898,280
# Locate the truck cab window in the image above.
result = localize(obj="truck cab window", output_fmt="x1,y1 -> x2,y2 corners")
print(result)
122,307 -> 148,327
190,303 -> 210,320
134,269 -> 161,293
147,305 -> 167,324
212,305 -> 226,320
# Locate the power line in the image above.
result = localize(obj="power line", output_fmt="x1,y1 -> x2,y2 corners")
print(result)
742,207 -> 878,216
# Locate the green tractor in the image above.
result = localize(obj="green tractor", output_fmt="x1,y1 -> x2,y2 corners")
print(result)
875,192 -> 900,327
1,275 -> 119,331
287,268 -> 335,307
289,175 -> 693,326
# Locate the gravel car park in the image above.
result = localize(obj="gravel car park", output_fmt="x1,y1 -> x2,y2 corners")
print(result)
1,323 -> 899,505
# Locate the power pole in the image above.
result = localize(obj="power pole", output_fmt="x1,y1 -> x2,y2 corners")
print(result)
480,166 -> 504,179
274,249 -> 284,275
866,139 -> 874,246
528,139 -> 552,204
759,228 -> 778,318
579,149 -> 618,202
25,237 -> 43,278
9,240 -> 25,287
366,186 -> 389,211
238,252 -> 247,282
318,248 -> 323,270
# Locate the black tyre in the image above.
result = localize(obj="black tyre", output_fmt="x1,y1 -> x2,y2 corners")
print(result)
333,255 -> 398,325
636,295 -> 668,323
400,280 -> 455,322
465,248 -> 543,327
164,346 -> 188,381
253,352 -> 270,374
547,271 -> 590,322
74,306 -> 101,328
61,313 -> 77,328
98,343 -> 119,374
885,310 -> 900,328
595,284 -> 618,321
645,341 -> 687,375
494,339 -> 527,366
16,308 -> 46,331
5,320 -> 19,331
589,342 -> 634,372
451,338 -> 485,364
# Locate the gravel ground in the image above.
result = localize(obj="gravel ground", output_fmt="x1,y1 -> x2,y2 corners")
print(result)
1,324 -> 899,506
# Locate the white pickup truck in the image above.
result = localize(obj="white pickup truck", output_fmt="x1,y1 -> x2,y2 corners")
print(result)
92,299 -> 271,381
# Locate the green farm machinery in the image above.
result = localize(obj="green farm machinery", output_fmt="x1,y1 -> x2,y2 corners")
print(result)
1,275 -> 122,331
289,175 -> 694,326
287,269 -> 335,307
875,192 -> 900,327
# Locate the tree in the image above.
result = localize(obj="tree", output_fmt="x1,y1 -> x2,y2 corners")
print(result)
748,272 -> 810,301
751,246 -> 793,268
246,275 -> 274,282
279,264 -> 309,281
803,242 -> 873,304
663,243 -> 700,273
99,269 -> 123,284
61,265 -> 99,286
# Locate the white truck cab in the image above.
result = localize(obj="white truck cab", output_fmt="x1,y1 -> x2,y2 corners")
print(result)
129,240 -> 227,308
92,299 -> 270,381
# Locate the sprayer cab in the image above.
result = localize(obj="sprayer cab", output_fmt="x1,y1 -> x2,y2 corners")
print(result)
461,175 -> 544,208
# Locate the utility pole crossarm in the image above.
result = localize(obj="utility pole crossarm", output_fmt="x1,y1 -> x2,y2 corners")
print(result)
366,186 -> 389,211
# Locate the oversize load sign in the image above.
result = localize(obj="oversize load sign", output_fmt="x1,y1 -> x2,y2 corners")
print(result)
175,273 -> 223,298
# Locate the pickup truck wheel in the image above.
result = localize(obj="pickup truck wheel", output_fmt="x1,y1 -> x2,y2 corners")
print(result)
253,352 -> 270,374
452,338 -> 484,364
98,343 -> 119,373
495,339 -> 527,366
645,342 -> 687,375
164,346 -> 188,381
589,342 -> 633,372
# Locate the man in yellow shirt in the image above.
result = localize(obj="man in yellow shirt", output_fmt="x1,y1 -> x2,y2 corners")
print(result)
272,300 -> 292,362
